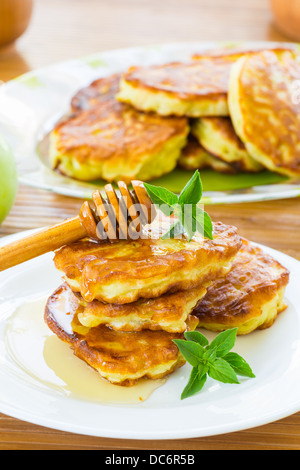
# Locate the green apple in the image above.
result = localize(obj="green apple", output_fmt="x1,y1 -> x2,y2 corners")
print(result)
0,135 -> 18,224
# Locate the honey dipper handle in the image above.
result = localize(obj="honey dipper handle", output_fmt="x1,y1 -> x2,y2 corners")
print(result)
0,216 -> 86,272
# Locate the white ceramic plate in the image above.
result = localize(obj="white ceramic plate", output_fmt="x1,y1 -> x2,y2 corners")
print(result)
0,229 -> 299,439
0,41 -> 299,204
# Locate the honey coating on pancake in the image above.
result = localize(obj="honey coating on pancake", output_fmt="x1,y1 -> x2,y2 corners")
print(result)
121,58 -> 233,99
44,284 -> 186,385
178,136 -> 236,173
192,117 -> 263,172
76,283 -> 207,333
194,239 -> 290,335
229,50 -> 300,178
117,56 -> 245,117
49,74 -> 189,183
54,220 -> 241,305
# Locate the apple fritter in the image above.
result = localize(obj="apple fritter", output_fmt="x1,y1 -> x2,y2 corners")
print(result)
49,74 -> 189,183
44,284 -> 188,386
194,239 -> 290,335
54,221 -> 241,304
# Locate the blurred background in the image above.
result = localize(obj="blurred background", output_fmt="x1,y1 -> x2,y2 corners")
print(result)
0,0 -> 300,82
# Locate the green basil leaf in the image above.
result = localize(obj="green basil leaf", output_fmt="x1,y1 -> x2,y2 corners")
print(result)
144,173 -> 214,242
208,328 -> 238,358
194,208 -> 214,240
178,170 -> 203,205
223,352 -> 256,378
173,339 -> 205,367
161,221 -> 185,240
208,357 -> 240,384
143,183 -> 178,215
181,366 -> 208,400
184,330 -> 209,347
202,346 -> 217,363
179,204 -> 197,242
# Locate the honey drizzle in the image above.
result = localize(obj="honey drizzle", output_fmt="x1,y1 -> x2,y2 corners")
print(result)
5,296 -> 166,404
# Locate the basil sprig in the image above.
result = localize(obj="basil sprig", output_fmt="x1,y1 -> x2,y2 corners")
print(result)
144,171 -> 213,241
173,328 -> 255,400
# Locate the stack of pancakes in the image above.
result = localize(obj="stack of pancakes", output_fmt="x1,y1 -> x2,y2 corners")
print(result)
50,74 -> 189,183
49,45 -> 300,182
44,219 -> 242,386
47,46 -> 294,387
117,45 -> 300,179
44,216 -> 290,386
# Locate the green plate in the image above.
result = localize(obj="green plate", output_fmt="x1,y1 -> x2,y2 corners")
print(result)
151,169 -> 287,193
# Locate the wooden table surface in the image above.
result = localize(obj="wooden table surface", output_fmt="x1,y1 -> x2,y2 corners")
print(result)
0,0 -> 299,450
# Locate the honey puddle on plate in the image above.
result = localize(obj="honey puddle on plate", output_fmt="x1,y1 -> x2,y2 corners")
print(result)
5,296 -> 166,404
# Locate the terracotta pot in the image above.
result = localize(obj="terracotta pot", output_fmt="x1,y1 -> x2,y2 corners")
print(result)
0,0 -> 33,49
270,0 -> 300,41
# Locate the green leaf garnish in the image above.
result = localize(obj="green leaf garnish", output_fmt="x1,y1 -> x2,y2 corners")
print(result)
181,365 -> 208,400
142,184 -> 178,216
222,352 -> 256,378
144,171 -> 213,241
173,328 -> 255,400
208,358 -> 240,384
208,328 -> 238,358
173,339 -> 205,367
194,207 -> 214,241
184,330 -> 209,347
178,170 -> 203,205
161,221 -> 185,240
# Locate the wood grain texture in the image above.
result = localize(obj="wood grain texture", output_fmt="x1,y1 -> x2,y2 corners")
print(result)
0,215 -> 86,272
0,410 -> 300,450
0,0 -> 299,451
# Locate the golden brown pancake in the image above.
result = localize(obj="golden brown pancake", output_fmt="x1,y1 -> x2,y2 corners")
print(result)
229,49 -> 300,178
71,73 -> 120,111
194,239 -> 290,335
117,48 -> 295,118
76,283 -> 207,333
117,55 -> 247,117
44,284 -> 188,385
54,220 -> 241,304
49,74 -> 189,183
178,136 -> 236,173
192,117 -> 263,173
192,44 -> 297,60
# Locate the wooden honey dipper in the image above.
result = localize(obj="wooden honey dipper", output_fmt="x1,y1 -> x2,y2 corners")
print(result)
0,180 -> 156,272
